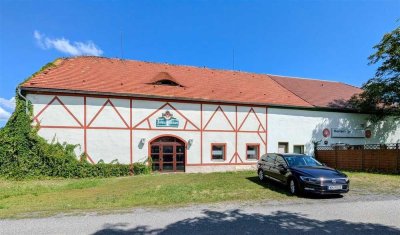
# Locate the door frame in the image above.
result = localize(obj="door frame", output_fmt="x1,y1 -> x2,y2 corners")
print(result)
148,135 -> 187,172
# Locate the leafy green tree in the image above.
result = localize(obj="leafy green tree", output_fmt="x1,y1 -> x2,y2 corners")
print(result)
351,26 -> 400,121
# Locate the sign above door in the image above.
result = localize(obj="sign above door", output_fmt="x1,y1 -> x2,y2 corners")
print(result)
156,111 -> 179,128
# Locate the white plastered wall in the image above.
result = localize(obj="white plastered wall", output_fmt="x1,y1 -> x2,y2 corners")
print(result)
267,108 -> 400,155
28,93 -> 399,169
201,104 -> 267,164
28,94 -> 85,157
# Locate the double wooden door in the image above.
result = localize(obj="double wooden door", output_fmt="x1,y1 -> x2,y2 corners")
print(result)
150,137 -> 185,172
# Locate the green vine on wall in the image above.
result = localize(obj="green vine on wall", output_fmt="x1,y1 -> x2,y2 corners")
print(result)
0,60 -> 150,179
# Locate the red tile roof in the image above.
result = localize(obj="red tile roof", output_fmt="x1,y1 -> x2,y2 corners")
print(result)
269,75 -> 362,108
21,56 -> 361,109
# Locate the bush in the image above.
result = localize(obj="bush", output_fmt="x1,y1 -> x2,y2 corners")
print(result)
133,161 -> 152,175
0,64 -> 151,179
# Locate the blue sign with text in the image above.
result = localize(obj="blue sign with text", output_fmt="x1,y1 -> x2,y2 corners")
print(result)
156,111 -> 179,128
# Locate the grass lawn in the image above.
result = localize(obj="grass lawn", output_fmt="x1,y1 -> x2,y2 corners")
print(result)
0,171 -> 399,219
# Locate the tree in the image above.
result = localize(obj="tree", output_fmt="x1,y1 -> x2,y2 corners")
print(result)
350,26 -> 400,121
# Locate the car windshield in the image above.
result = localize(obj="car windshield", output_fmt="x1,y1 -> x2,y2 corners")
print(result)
285,155 -> 323,167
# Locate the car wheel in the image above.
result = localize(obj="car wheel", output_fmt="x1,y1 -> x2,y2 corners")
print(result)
288,178 -> 298,195
258,169 -> 265,182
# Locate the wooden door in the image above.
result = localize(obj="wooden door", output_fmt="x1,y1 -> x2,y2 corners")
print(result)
150,137 -> 185,172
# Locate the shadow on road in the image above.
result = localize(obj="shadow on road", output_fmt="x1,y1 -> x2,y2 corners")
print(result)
92,209 -> 399,235
246,176 -> 344,200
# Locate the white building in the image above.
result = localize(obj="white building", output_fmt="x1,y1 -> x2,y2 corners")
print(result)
20,57 -> 400,173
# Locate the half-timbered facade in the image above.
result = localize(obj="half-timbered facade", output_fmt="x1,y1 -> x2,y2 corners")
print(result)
27,94 -> 268,172
21,57 -> 400,172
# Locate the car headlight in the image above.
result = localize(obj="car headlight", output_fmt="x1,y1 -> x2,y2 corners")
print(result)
299,176 -> 321,183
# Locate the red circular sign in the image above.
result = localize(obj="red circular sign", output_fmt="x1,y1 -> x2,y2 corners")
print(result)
323,128 -> 330,138
365,130 -> 372,138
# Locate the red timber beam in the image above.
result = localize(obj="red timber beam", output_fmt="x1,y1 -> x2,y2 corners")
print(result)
87,98 -> 129,128
133,102 -> 200,130
33,96 -> 83,127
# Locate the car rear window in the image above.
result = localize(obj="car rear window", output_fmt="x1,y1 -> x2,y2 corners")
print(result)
266,154 -> 276,163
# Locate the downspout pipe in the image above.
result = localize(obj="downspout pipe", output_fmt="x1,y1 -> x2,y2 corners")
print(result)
17,86 -> 28,114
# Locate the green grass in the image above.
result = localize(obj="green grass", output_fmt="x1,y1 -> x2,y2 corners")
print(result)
345,171 -> 400,195
0,171 -> 398,219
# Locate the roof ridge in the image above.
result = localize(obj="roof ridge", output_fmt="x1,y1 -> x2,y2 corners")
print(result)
266,74 -> 314,107
337,81 -> 362,90
269,73 -> 362,91
65,56 -> 352,85
268,73 -> 344,84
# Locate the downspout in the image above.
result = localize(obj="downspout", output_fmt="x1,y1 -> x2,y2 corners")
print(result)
17,86 -> 28,114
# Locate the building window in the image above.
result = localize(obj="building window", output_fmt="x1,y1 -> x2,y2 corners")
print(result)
293,145 -> 304,154
278,142 -> 288,153
246,144 -> 260,160
211,144 -> 226,160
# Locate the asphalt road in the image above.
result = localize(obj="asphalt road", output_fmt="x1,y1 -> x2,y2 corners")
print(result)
1,197 -> 399,235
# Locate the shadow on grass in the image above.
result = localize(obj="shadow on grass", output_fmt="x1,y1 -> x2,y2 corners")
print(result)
246,176 -> 344,200
93,209 -> 399,235
246,176 -> 291,196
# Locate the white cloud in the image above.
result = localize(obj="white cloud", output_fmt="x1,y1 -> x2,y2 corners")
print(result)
33,30 -> 103,56
0,97 -> 15,121
0,106 -> 11,121
0,97 -> 15,110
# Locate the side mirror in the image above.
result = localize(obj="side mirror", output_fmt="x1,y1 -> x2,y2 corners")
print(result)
322,163 -> 327,166
278,164 -> 287,172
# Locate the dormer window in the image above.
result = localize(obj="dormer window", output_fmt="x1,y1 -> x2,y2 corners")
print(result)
155,79 -> 180,86
150,72 -> 184,87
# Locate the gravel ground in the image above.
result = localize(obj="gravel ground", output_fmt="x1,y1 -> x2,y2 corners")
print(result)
1,195 -> 399,235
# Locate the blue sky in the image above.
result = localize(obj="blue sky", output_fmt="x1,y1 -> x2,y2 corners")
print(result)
0,0 -> 399,126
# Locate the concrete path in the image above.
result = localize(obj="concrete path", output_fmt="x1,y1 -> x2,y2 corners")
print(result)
1,197 -> 399,235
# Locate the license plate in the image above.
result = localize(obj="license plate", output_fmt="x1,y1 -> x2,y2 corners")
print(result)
328,185 -> 343,190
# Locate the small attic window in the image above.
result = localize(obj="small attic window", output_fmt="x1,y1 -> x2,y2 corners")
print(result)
150,72 -> 183,87
154,79 -> 180,86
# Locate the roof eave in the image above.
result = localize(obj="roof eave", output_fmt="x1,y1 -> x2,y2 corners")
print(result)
20,86 -> 362,113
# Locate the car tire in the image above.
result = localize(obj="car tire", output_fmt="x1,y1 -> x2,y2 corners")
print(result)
288,178 -> 301,196
258,169 -> 266,182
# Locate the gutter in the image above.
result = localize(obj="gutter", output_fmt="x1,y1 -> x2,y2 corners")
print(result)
17,86 -> 28,114
20,86 -> 363,114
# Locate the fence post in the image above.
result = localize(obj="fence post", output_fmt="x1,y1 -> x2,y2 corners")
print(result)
314,145 -> 318,159
378,145 -> 381,171
361,145 -> 365,171
335,147 -> 338,169
397,143 -> 399,173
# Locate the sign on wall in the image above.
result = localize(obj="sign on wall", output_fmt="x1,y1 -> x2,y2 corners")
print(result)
322,128 -> 331,137
331,128 -> 365,138
156,111 -> 179,128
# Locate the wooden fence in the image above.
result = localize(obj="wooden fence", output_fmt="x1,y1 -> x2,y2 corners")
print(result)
315,143 -> 400,173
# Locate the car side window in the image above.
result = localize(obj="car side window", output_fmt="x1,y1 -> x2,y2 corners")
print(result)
275,156 -> 287,166
266,154 -> 276,163
260,154 -> 267,161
